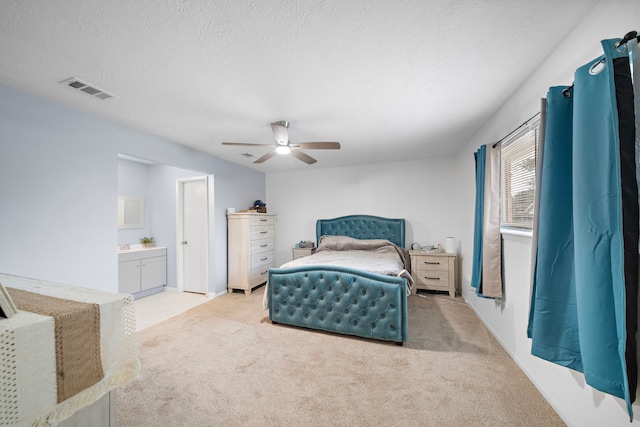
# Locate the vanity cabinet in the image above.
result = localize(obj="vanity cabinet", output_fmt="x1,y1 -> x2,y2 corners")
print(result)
227,213 -> 276,295
118,247 -> 167,295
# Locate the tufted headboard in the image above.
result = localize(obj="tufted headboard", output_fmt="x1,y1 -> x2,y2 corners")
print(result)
316,215 -> 405,248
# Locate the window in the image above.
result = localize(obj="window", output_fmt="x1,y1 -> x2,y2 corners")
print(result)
500,117 -> 539,230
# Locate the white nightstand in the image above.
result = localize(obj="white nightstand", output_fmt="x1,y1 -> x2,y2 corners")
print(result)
409,251 -> 457,298
292,247 -> 316,260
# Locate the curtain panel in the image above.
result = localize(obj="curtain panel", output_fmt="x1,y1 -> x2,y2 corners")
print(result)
528,37 -> 639,419
471,144 -> 503,299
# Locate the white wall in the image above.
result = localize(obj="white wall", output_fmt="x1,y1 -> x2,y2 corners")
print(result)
455,1 -> 640,425
266,157 -> 458,266
0,82 -> 265,295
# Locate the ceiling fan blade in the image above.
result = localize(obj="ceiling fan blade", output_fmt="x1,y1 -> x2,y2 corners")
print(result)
291,142 -> 341,150
290,150 -> 317,165
222,142 -> 273,147
253,150 -> 278,164
271,121 -> 289,145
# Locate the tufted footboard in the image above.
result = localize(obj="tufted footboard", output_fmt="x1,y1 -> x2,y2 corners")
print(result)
268,265 -> 408,345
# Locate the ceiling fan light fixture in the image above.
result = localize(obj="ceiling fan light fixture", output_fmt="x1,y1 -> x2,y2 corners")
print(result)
275,145 -> 291,155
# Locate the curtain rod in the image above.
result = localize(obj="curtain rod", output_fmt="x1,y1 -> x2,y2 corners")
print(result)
493,30 -> 638,146
562,30 -> 638,98
616,30 -> 639,48
492,111 -> 540,149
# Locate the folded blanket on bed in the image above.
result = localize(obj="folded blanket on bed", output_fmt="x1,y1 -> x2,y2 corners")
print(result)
316,235 -> 411,271
281,236 -> 409,275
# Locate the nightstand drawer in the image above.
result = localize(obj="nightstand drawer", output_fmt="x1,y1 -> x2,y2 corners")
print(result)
415,269 -> 449,289
414,256 -> 449,271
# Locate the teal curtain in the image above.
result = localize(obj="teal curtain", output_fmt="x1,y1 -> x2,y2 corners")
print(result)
470,146 -> 485,294
528,38 -> 638,418
471,144 -> 502,298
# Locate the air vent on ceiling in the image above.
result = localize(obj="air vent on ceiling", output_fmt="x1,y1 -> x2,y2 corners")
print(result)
241,153 -> 254,158
59,77 -> 116,101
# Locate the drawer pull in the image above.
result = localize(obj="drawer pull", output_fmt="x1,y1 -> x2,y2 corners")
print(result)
261,270 -> 268,275
260,231 -> 268,234
424,261 -> 440,265
260,257 -> 268,261
424,276 -> 440,280
260,244 -> 268,247
260,219 -> 268,222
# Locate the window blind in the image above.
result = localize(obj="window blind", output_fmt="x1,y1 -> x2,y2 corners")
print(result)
500,126 -> 538,229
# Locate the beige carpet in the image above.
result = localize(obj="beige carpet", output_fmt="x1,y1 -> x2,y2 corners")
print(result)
116,290 -> 565,426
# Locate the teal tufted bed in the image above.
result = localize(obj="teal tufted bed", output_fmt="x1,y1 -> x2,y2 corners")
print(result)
267,215 -> 409,345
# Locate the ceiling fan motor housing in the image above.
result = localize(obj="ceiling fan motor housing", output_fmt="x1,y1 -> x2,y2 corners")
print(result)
271,121 -> 289,145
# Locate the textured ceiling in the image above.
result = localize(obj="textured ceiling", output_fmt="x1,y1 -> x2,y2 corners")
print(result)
0,0 -> 599,172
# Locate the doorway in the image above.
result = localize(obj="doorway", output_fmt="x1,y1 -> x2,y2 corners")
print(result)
176,176 -> 211,294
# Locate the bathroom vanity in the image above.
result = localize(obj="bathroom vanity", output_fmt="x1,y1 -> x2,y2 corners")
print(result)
118,246 -> 166,297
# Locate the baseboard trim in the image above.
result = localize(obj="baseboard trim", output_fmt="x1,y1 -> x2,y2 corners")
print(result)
206,290 -> 227,299
463,294 -> 570,426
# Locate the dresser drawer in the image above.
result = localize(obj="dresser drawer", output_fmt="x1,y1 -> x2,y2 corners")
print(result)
414,255 -> 449,272
251,238 -> 274,255
251,215 -> 276,227
251,226 -> 274,240
251,262 -> 274,284
251,251 -> 274,269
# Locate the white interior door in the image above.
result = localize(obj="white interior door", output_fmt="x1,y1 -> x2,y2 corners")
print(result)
179,178 -> 208,294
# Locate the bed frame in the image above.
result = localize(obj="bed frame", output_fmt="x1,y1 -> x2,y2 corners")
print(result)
268,215 -> 408,345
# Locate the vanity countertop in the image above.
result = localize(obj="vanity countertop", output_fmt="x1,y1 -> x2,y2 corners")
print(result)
117,245 -> 166,254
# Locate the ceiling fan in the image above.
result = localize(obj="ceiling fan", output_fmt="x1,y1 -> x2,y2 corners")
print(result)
222,121 -> 341,164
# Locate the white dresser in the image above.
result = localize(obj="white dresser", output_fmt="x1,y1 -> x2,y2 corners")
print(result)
227,213 -> 276,295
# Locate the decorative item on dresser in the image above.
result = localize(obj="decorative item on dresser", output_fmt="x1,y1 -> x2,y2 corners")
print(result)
410,251 -> 457,298
227,213 -> 276,295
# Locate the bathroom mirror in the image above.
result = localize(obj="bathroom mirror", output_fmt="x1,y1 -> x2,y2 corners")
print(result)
117,196 -> 144,229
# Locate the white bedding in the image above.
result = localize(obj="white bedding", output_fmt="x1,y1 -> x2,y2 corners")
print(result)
262,236 -> 414,310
